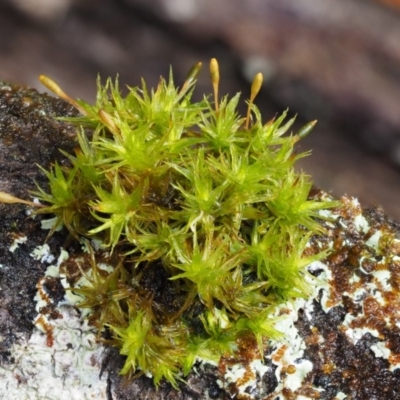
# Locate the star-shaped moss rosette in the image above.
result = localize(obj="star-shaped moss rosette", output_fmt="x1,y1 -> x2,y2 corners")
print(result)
0,59 -> 339,388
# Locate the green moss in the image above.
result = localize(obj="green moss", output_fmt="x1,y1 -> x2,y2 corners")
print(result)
2,60 -> 339,388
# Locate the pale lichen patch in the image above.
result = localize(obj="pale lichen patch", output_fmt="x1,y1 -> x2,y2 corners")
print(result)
9,233 -> 27,253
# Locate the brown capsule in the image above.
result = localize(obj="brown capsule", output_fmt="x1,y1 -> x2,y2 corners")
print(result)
250,73 -> 263,103
39,75 -> 87,115
0,191 -> 42,207
295,120 -> 317,142
245,72 -> 263,129
210,58 -> 220,113
210,58 -> 220,87
180,62 -> 202,94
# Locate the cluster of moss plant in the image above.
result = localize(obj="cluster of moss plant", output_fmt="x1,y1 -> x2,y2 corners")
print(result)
0,59 -> 338,388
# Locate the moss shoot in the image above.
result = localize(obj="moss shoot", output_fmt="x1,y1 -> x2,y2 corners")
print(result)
1,59 -> 338,388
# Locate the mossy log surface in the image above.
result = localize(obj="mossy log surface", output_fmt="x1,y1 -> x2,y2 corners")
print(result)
0,83 -> 230,399
2,84 -> 400,399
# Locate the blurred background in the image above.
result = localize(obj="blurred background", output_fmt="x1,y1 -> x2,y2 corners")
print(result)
1,0 -> 400,219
